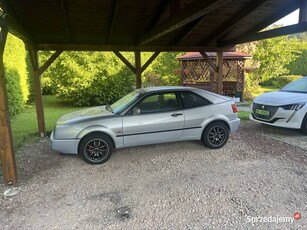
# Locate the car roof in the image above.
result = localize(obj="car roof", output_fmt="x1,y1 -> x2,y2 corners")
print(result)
136,86 -> 196,94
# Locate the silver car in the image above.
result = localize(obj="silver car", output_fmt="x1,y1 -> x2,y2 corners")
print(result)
50,86 -> 240,164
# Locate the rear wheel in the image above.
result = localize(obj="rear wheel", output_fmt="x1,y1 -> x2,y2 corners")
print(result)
202,122 -> 229,149
300,114 -> 307,134
78,133 -> 113,164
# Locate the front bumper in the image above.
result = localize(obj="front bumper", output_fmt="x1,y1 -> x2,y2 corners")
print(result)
49,131 -> 79,154
250,107 -> 305,129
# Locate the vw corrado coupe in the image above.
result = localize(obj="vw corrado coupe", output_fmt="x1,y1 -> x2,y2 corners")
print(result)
50,86 -> 240,164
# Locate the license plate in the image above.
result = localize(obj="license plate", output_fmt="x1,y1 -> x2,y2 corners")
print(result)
255,109 -> 270,116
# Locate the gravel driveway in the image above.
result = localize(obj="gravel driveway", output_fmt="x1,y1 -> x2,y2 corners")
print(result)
0,122 -> 306,229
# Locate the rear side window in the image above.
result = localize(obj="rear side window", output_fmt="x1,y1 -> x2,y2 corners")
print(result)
180,91 -> 211,109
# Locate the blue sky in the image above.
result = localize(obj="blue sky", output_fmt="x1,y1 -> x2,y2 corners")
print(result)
274,9 -> 299,26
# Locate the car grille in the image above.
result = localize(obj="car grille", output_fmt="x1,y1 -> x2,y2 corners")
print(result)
252,103 -> 279,120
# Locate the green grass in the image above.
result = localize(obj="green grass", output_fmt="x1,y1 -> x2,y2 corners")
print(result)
11,95 -> 84,149
238,111 -> 250,121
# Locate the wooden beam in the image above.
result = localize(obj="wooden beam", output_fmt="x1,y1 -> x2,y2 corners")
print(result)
141,52 -> 160,73
113,51 -> 136,73
34,44 -> 236,52
27,46 -> 46,137
300,0 -> 307,23
38,50 -> 62,76
138,0 -> 230,45
219,22 -> 307,46
135,51 -> 142,88
60,0 -> 71,40
0,21 -> 17,185
0,2 -> 33,43
27,47 -> 61,137
107,0 -> 120,43
216,51 -> 223,94
201,0 -> 267,46
218,2 -> 300,46
199,51 -> 217,72
146,0 -> 171,30
174,16 -> 204,45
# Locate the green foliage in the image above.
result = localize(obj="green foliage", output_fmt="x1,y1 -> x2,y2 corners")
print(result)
243,73 -> 261,100
143,52 -> 182,86
3,34 -> 29,115
286,43 -> 307,76
5,68 -> 24,115
261,75 -> 302,88
252,35 -> 300,83
40,51 -> 135,106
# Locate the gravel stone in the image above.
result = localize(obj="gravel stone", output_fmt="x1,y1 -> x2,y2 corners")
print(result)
0,122 -> 306,229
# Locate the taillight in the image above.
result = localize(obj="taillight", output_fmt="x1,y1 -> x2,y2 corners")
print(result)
231,104 -> 238,113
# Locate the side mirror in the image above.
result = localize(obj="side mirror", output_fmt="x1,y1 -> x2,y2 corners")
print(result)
133,107 -> 141,115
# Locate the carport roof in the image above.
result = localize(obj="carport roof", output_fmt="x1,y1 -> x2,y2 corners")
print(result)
0,0 -> 306,51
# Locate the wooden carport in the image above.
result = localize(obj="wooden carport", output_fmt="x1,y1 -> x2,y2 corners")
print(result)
0,0 -> 307,185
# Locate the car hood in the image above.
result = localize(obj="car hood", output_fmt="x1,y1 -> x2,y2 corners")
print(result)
57,105 -> 113,125
254,91 -> 307,106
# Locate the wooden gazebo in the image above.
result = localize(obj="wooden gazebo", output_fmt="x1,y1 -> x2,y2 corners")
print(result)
177,52 -> 251,101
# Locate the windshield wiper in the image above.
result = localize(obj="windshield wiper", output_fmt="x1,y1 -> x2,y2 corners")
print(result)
105,104 -> 113,113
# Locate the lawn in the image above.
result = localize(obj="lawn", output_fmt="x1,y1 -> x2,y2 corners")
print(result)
11,96 -> 84,149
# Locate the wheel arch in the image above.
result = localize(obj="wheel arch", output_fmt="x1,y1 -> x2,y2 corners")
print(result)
201,119 -> 230,138
77,129 -> 116,152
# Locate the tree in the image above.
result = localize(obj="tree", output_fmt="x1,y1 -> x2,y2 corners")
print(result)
252,35 -> 300,82
40,51 -> 135,106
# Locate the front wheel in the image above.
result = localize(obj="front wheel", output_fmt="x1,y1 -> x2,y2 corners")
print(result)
300,114 -> 307,134
202,122 -> 229,149
78,133 -> 113,164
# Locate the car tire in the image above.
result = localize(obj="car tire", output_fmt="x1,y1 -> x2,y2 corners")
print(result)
300,114 -> 307,134
202,122 -> 229,149
78,133 -> 113,164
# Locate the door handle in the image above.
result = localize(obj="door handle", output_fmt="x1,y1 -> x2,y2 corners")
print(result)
171,113 -> 183,117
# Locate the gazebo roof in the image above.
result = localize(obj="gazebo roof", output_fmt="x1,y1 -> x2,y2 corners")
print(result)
177,51 -> 252,60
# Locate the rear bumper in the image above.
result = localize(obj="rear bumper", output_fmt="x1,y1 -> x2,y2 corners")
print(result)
49,131 -> 79,154
229,118 -> 241,133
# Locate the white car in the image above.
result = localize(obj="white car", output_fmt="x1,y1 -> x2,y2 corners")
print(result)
250,76 -> 307,133
50,86 -> 240,164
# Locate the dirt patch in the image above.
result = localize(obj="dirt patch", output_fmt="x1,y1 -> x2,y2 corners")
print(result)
0,122 -> 306,229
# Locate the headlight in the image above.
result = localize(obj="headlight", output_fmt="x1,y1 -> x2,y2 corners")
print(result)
282,103 -> 306,110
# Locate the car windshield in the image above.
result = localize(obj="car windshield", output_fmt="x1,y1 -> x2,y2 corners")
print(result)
280,77 -> 307,93
110,90 -> 141,114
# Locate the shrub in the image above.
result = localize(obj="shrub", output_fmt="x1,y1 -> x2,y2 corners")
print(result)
41,76 -> 56,95
5,68 -> 24,115
261,75 -> 302,88
40,51 -> 135,106
3,33 -> 29,115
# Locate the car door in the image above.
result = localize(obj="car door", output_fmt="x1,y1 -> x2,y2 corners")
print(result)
122,92 -> 184,147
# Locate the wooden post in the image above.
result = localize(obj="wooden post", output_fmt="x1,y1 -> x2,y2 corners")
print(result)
27,47 -> 46,137
216,51 -> 223,94
241,60 -> 246,102
135,51 -> 142,88
26,47 -> 62,137
0,23 -> 17,185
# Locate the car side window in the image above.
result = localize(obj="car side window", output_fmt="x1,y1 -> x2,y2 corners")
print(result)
136,92 -> 179,114
180,91 -> 211,109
